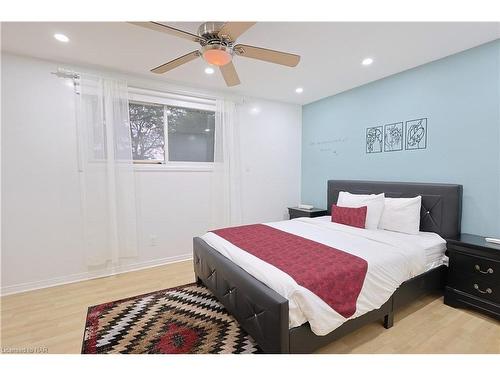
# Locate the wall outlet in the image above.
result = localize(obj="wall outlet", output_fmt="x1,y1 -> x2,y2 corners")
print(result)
149,235 -> 158,246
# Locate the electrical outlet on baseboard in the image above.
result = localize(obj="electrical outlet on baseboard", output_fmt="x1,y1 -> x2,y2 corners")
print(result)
149,235 -> 158,246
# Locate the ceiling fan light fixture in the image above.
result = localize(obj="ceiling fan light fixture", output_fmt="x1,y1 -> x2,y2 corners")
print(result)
131,22 -> 301,88
202,44 -> 232,66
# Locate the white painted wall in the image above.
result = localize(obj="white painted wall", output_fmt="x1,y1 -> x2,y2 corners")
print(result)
0,53 -> 302,294
237,99 -> 302,223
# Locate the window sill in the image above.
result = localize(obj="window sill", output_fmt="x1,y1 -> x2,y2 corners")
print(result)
133,163 -> 214,172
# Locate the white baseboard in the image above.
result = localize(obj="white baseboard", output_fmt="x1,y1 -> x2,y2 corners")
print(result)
0,254 -> 193,297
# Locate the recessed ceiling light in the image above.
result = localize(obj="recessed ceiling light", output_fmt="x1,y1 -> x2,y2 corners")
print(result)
204,128 -> 211,132
54,33 -> 69,43
204,67 -> 215,75
250,106 -> 261,115
362,57 -> 374,66
295,87 -> 303,94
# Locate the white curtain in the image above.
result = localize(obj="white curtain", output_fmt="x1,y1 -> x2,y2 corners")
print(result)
211,99 -> 243,228
76,75 -> 138,267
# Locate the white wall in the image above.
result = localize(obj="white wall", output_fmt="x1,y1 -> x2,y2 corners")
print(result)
0,53 -> 302,294
238,99 -> 302,223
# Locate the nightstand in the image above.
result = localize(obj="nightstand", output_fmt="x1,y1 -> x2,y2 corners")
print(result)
444,234 -> 500,319
288,207 -> 328,220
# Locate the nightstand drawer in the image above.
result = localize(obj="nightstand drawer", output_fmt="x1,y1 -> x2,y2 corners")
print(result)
449,251 -> 499,281
289,211 -> 313,219
445,234 -> 500,319
448,276 -> 500,304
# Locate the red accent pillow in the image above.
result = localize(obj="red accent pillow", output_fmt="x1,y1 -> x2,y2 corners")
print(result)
331,205 -> 367,229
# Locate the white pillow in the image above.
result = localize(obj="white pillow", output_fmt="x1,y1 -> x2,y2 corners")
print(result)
337,192 -> 385,230
379,196 -> 422,235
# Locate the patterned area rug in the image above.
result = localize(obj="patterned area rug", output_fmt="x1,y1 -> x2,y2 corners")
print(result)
82,283 -> 261,354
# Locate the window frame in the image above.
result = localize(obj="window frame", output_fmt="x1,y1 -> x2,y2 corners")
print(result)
128,88 -> 217,171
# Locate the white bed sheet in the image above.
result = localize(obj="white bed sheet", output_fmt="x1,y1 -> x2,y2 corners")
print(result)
201,216 -> 446,336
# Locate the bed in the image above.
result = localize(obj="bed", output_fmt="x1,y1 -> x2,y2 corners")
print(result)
193,180 -> 463,353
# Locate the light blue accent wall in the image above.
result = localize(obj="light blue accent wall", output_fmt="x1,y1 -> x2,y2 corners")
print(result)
302,40 -> 500,237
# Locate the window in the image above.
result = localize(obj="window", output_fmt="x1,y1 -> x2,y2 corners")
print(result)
129,102 -> 165,161
167,106 -> 215,162
128,89 -> 216,164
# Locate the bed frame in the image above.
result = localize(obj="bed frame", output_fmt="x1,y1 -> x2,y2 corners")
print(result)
193,180 -> 463,353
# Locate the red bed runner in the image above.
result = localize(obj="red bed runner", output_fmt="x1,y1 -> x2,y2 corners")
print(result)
211,224 -> 368,318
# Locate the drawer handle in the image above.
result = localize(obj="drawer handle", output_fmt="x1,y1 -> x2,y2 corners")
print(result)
473,284 -> 492,294
474,265 -> 494,274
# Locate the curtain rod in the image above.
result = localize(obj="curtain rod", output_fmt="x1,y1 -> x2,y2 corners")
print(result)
51,68 -> 80,80
50,67 -> 244,104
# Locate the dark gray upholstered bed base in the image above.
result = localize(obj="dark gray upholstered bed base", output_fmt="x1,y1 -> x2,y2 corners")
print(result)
194,238 -> 446,353
193,180 -> 462,353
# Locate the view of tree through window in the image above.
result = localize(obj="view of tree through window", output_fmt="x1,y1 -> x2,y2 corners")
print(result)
129,99 -> 215,163
129,102 -> 165,161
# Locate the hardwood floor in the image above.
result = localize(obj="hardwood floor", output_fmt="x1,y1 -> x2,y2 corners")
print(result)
1,260 -> 499,354
317,293 -> 500,354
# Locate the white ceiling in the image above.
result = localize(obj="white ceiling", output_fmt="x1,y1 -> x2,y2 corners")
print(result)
1,22 -> 499,104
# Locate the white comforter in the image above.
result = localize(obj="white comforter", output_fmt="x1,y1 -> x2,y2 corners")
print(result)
201,216 -> 445,336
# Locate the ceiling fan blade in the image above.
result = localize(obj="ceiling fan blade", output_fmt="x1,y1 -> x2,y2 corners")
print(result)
220,62 -> 241,87
234,44 -> 300,67
128,22 -> 204,43
151,51 -> 201,74
218,22 -> 256,41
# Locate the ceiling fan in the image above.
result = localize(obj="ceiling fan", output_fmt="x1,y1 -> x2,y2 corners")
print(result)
129,22 -> 301,87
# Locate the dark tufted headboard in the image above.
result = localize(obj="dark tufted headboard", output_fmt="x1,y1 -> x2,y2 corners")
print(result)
327,180 -> 462,239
